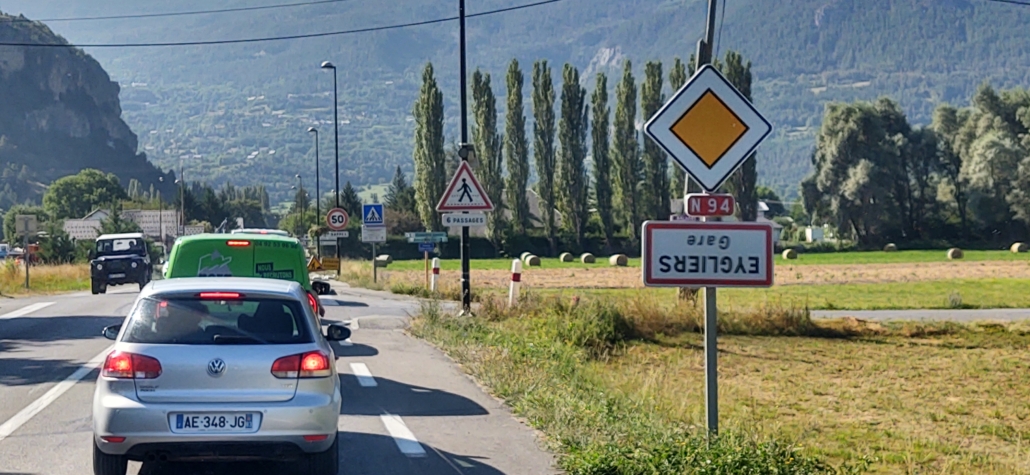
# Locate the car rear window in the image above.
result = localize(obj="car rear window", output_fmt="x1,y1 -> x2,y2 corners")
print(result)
121,296 -> 314,345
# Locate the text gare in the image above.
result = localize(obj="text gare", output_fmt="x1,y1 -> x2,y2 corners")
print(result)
657,254 -> 763,275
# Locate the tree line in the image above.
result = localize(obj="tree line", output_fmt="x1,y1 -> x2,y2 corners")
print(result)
802,84 -> 1030,248
406,53 -> 761,254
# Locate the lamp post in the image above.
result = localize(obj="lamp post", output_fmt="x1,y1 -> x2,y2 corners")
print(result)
321,61 -> 340,209
175,158 -> 185,237
158,177 -> 164,257
308,127 -> 321,258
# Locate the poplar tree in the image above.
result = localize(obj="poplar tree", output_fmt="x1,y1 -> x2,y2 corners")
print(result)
412,63 -> 446,231
669,57 -> 689,202
641,61 -> 669,220
611,60 -> 641,242
532,60 -> 558,254
504,59 -> 531,235
591,72 -> 615,248
720,52 -> 758,221
472,69 -> 506,246
557,64 -> 590,247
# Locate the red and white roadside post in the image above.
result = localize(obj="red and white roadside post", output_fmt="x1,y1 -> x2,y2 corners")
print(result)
430,258 -> 440,292
508,259 -> 522,308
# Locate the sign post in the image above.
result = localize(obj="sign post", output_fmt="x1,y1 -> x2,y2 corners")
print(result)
642,21 -> 772,435
16,215 -> 36,290
436,158 -> 494,312
362,204 -> 386,283
326,208 -> 349,278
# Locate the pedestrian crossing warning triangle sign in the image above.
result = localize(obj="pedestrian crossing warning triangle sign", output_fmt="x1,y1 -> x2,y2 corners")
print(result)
436,161 -> 494,212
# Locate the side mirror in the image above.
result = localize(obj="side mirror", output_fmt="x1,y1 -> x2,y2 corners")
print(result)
326,324 -> 351,342
313,281 -> 331,295
102,324 -> 122,341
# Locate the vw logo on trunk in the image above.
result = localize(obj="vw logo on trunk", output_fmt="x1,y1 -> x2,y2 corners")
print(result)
207,358 -> 226,377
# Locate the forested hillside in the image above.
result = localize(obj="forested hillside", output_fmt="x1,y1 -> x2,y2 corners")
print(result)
3,0 -> 1030,202
0,14 -> 174,209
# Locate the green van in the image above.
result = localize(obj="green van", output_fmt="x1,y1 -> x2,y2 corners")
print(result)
162,233 -> 325,317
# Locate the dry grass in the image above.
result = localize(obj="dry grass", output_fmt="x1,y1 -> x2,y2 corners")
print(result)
603,327 -> 1030,473
0,262 -> 90,296
416,293 -> 1030,474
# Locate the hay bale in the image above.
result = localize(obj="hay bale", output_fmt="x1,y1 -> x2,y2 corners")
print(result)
559,252 -> 574,262
883,243 -> 898,252
781,249 -> 798,260
580,253 -> 596,264
524,255 -> 541,267
947,248 -> 964,260
520,251 -> 533,261
1011,242 -> 1028,253
609,254 -> 629,267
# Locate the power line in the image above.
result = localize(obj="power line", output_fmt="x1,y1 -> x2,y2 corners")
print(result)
986,0 -> 1030,6
0,0 -> 564,48
0,0 -> 351,23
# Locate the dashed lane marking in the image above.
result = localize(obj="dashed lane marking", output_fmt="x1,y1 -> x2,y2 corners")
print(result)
349,363 -> 377,387
379,414 -> 426,457
0,302 -> 55,320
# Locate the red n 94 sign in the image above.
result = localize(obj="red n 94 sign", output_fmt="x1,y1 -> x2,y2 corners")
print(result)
686,194 -> 735,217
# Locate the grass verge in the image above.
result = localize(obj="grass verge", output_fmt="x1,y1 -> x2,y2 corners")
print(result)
0,262 -> 90,296
411,294 -> 1030,474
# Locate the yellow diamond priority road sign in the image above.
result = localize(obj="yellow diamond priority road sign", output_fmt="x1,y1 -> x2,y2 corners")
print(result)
645,64 -> 772,193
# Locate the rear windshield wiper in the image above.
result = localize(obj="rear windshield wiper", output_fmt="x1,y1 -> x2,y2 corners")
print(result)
212,334 -> 264,344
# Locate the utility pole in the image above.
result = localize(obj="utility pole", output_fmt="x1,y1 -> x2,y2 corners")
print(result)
697,0 -> 720,437
309,127 -> 321,258
457,0 -> 472,314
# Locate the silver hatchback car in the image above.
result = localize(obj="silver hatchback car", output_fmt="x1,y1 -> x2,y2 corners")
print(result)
92,277 -> 350,475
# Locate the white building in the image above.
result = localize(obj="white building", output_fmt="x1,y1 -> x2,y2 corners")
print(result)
63,208 -> 180,241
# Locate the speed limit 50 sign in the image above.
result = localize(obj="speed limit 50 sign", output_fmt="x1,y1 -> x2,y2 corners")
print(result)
326,208 -> 349,231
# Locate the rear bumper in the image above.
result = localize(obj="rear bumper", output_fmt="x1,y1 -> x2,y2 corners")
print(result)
93,390 -> 341,459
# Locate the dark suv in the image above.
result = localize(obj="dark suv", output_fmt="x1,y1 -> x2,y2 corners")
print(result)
90,233 -> 152,294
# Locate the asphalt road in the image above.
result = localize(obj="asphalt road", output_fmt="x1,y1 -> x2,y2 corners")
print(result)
0,283 -> 557,475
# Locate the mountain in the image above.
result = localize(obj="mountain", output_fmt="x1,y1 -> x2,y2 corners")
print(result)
0,13 -> 174,210
2,0 -> 1029,203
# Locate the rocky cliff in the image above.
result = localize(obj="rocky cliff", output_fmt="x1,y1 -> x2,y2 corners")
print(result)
0,13 -> 173,209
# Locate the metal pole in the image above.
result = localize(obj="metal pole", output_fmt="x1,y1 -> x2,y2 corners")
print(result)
23,229 -> 29,290
313,129 -> 321,258
458,0 -> 471,314
699,0 -> 719,437
372,242 -> 377,283
333,68 -> 340,209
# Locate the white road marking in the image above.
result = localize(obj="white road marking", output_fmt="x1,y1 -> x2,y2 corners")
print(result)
0,345 -> 113,443
379,414 -> 426,457
349,363 -> 377,387
347,318 -> 360,330
0,302 -> 55,320
340,338 -> 353,347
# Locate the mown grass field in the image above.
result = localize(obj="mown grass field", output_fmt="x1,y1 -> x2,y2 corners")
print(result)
411,295 -> 1030,474
0,262 -> 90,296
387,250 -> 1027,271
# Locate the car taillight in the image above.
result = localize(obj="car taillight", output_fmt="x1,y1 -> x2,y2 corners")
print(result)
199,292 -> 244,299
271,351 -> 331,379
227,240 -> 251,247
102,351 -> 162,379
307,292 -> 318,311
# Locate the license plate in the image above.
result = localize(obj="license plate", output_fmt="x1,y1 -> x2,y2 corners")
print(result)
170,413 -> 260,433
109,273 -> 126,279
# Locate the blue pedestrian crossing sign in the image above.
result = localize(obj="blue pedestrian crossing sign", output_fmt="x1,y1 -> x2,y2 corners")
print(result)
362,204 -> 385,227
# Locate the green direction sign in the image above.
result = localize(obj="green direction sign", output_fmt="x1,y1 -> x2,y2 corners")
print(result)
405,232 -> 448,243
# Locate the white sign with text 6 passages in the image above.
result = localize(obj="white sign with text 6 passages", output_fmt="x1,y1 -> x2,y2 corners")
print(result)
641,221 -> 774,288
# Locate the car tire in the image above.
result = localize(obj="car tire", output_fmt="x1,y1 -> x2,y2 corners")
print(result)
299,434 -> 338,475
91,280 -> 100,295
92,440 -> 127,475
98,284 -> 107,295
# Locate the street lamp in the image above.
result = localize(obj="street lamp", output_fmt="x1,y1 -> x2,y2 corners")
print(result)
308,126 -> 321,257
158,177 -> 165,257
321,61 -> 340,209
